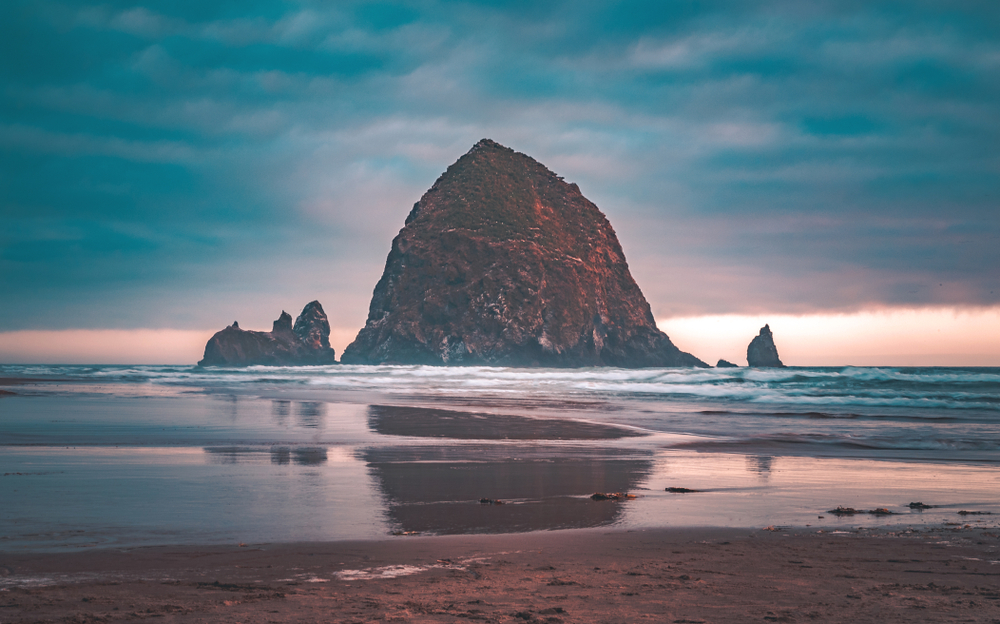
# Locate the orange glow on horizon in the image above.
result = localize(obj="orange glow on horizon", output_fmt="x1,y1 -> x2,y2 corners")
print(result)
659,307 -> 1000,367
0,327 -> 363,365
0,329 -> 216,365
0,306 -> 997,366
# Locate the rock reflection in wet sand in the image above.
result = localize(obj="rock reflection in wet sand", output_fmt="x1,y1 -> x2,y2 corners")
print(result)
296,402 -> 326,429
362,445 -> 652,534
204,446 -> 329,466
746,455 -> 774,479
271,399 -> 291,425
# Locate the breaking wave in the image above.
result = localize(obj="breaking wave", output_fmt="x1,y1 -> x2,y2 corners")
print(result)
3,364 -> 998,413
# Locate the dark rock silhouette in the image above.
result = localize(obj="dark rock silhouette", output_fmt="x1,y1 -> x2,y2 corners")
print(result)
341,139 -> 706,368
293,301 -> 334,353
716,359 -> 738,368
829,506 -> 893,516
747,324 -> 784,367
198,301 -> 338,366
590,492 -> 636,501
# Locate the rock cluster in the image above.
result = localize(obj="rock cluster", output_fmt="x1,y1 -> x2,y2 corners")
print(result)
746,324 -> 784,367
198,301 -> 337,367
341,139 -> 706,368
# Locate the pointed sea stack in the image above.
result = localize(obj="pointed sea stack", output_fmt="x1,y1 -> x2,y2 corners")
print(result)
198,301 -> 338,366
746,324 -> 785,368
341,139 -> 707,368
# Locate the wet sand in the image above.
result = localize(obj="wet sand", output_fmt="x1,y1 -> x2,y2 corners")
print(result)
366,404 -> 646,440
4,526 -> 1000,623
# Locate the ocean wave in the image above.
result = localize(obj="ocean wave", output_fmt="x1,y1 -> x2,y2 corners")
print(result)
696,410 -> 962,422
3,364 -> 999,413
672,432 -> 1000,453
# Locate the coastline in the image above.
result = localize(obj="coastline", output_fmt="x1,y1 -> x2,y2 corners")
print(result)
3,365 -> 999,620
4,365 -> 1000,550
4,526 -> 1000,622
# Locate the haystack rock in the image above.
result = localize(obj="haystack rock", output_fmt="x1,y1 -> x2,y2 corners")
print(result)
341,139 -> 707,368
746,324 -> 785,368
198,301 -> 337,366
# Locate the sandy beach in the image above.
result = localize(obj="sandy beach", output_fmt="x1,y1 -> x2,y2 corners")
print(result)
3,367 -> 1000,621
4,526 -> 1000,623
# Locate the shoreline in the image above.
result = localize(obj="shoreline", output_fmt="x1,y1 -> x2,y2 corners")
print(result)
4,526 -> 1000,622
5,442 -> 1000,550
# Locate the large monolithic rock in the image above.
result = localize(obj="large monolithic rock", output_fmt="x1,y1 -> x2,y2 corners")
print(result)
746,324 -> 785,368
198,301 -> 337,366
341,139 -> 707,368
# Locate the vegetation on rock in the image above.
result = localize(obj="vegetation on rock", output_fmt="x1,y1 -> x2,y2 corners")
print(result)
342,139 -> 706,368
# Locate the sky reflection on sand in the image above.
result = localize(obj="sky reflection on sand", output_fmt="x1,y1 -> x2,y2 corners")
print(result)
3,443 -> 1000,551
2,368 -> 999,550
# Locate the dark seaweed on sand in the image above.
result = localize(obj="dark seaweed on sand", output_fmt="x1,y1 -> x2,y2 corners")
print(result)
828,506 -> 894,515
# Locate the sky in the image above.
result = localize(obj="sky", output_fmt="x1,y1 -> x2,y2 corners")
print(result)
1,0 -> 998,365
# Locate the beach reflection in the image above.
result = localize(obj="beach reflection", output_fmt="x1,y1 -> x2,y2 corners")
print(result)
362,445 -> 653,534
296,402 -> 326,428
746,455 -> 774,480
271,399 -> 291,425
366,404 -> 644,440
291,447 -> 328,465
204,446 -> 329,466
222,394 -> 239,420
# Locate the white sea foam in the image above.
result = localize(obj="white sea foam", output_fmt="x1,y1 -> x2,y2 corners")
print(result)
3,363 -> 999,412
335,565 -> 434,580
333,558 -> 482,581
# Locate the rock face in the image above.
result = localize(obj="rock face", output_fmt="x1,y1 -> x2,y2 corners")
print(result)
746,324 -> 785,368
198,301 -> 337,366
716,359 -> 739,368
341,139 -> 707,368
293,301 -> 334,353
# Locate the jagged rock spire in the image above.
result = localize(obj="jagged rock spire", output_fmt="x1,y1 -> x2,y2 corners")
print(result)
747,324 -> 785,367
199,301 -> 337,366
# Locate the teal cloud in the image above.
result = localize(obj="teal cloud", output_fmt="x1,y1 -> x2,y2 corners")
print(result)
1,0 -> 998,330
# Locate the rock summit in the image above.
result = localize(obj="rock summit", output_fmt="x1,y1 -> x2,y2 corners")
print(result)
198,301 -> 337,367
746,324 -> 785,368
341,139 -> 706,368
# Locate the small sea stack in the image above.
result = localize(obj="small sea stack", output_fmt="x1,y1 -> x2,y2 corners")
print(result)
198,300 -> 338,367
716,359 -> 738,368
746,324 -> 784,368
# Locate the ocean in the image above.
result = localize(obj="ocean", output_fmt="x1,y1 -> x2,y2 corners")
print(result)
2,364 -> 999,551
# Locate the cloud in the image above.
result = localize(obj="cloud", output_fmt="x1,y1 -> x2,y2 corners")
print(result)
0,123 -> 202,162
109,7 -> 184,38
629,26 -> 789,69
1,0 -> 999,362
